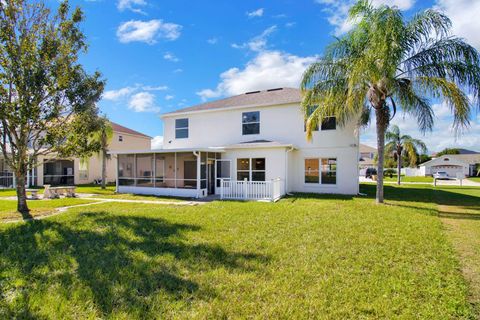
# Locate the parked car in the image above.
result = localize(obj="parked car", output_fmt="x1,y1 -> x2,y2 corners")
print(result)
433,171 -> 449,179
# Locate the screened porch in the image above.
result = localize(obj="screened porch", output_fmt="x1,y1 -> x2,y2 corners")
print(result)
115,149 -> 227,198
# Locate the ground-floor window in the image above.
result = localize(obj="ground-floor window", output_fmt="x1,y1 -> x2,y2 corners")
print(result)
304,158 -> 337,185
236,158 -> 266,181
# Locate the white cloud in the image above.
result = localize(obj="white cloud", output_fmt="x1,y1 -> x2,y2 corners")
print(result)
197,50 -> 317,101
102,87 -> 135,101
173,68 -> 183,73
117,0 -> 147,14
435,0 -> 480,49
246,8 -> 264,18
142,85 -> 168,91
207,37 -> 218,44
117,19 -> 182,44
285,22 -> 296,28
128,92 -> 160,112
165,95 -> 174,100
163,52 -> 179,62
231,25 -> 277,52
360,106 -> 480,153
151,135 -> 164,149
316,0 -> 415,36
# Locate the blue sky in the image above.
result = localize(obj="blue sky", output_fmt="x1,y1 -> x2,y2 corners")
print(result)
61,0 -> 479,152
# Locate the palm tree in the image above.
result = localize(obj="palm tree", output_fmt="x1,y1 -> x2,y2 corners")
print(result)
301,0 -> 480,203
85,116 -> 113,189
385,125 -> 427,185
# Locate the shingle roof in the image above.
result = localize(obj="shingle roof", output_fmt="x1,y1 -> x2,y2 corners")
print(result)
163,87 -> 301,116
110,122 -> 151,139
359,144 -> 377,153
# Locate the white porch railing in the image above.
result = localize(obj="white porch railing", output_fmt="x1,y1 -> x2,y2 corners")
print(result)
220,178 -> 283,202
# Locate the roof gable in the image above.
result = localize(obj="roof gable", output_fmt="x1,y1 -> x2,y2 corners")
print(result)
110,122 -> 151,139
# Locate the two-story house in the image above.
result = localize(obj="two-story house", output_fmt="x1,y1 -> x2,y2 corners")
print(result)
113,88 -> 360,200
11,122 -> 151,187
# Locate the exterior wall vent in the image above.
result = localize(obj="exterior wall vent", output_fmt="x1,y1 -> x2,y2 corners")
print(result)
267,88 -> 283,92
245,91 -> 261,94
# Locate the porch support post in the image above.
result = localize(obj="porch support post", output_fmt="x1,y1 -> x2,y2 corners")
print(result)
174,152 -> 177,188
196,151 -> 201,197
115,155 -> 119,193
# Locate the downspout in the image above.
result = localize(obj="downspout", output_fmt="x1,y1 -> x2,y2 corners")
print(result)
285,146 -> 294,196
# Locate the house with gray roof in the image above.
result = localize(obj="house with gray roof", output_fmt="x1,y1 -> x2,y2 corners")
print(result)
111,88 -> 360,201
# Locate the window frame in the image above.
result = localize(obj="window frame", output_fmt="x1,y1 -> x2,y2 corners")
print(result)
242,111 -> 260,135
236,157 -> 266,181
304,157 -> 337,185
175,118 -> 189,139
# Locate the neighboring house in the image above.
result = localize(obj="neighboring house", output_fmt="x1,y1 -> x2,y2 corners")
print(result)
112,88 -> 360,201
359,144 -> 377,171
419,153 -> 480,177
0,122 -> 151,188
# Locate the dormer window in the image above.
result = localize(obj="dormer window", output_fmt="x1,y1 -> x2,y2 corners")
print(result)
242,111 -> 260,135
175,118 -> 189,139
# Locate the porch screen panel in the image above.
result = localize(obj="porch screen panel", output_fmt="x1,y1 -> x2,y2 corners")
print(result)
118,154 -> 135,186
136,154 -> 154,187
183,160 -> 197,188
155,155 -> 166,187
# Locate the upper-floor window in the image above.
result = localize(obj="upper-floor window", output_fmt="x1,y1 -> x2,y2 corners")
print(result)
175,118 -> 189,139
321,117 -> 336,130
118,135 -> 123,142
242,111 -> 260,135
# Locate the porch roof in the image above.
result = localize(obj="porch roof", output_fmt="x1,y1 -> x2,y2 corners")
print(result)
109,147 -> 226,155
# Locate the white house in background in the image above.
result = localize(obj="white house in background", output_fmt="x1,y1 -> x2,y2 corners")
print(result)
419,154 -> 480,178
359,144 -> 377,171
112,88 -> 360,201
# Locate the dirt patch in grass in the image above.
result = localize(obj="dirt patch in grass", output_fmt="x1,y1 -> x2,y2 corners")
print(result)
440,204 -> 480,315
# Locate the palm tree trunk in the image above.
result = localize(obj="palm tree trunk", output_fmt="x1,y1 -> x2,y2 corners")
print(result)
397,152 -> 401,185
101,150 -> 106,190
375,108 -> 388,204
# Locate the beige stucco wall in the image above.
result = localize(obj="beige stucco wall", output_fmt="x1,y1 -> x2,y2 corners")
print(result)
35,131 -> 151,186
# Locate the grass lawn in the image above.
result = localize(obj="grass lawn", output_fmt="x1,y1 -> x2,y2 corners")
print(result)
383,174 -> 434,183
468,177 -> 480,183
0,184 -> 478,318
0,198 -> 97,221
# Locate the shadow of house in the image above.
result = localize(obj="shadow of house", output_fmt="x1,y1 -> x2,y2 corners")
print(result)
0,212 -> 269,318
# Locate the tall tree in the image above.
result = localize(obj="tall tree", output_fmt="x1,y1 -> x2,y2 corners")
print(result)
301,0 -> 480,203
385,125 -> 427,185
0,0 -> 104,217
89,116 -> 113,190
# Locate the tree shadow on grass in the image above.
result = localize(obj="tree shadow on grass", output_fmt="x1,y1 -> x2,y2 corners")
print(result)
0,211 -> 269,318
359,184 -> 480,218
